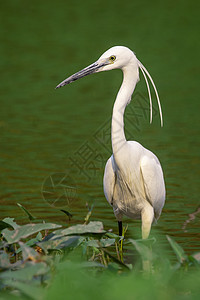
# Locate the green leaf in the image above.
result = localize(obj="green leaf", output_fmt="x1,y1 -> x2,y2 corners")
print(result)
2,223 -> 61,244
61,221 -> 105,235
1,279 -> 44,300
19,242 -> 40,261
36,231 -> 43,241
17,203 -> 36,221
2,217 -> 20,229
86,238 -> 115,248
100,238 -> 115,247
105,232 -> 120,239
0,252 -> 13,269
166,235 -> 188,263
16,233 -> 43,254
0,221 -> 12,232
108,262 -> 125,272
129,239 -> 155,261
38,236 -> 83,253
80,261 -> 104,268
85,239 -> 99,248
0,252 -> 22,269
0,261 -> 49,282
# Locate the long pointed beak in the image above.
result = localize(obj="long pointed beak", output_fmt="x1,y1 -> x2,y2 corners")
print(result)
55,60 -> 108,89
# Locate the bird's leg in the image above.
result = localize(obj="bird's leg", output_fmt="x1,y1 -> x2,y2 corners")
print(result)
141,204 -> 154,272
117,221 -> 123,261
141,204 -> 154,239
118,221 -> 122,236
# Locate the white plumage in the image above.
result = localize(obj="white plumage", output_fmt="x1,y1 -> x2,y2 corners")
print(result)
104,141 -> 165,239
56,46 -> 166,239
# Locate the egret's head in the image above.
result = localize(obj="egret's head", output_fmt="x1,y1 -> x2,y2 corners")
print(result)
55,46 -> 138,88
97,46 -> 138,72
56,45 -> 163,126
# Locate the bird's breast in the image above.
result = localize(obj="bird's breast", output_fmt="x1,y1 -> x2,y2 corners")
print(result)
112,168 -> 146,219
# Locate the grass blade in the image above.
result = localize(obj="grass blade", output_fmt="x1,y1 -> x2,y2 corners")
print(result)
166,235 -> 188,263
17,203 -> 36,221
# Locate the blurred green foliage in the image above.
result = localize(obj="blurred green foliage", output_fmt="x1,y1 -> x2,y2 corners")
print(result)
0,205 -> 200,299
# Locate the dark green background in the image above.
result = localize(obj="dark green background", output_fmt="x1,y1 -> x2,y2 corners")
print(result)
0,0 -> 199,253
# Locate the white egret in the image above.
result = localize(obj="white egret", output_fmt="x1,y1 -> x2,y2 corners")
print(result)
56,46 -> 165,239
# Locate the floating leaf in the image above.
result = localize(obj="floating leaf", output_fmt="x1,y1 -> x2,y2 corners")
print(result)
61,221 -> 105,236
166,235 -> 188,264
2,223 -> 61,244
17,203 -> 36,221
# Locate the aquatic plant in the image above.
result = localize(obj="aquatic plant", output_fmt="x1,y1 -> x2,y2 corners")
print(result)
0,204 -> 199,299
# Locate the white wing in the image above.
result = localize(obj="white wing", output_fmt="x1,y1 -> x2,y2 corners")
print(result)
140,153 -> 165,220
103,155 -> 116,206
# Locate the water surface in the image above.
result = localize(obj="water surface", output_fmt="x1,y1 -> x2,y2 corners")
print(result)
0,0 -> 199,255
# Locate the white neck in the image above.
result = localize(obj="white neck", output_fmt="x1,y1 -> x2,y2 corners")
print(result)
111,64 -> 139,158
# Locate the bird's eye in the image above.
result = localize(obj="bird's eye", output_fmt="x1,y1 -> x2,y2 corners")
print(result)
109,55 -> 116,62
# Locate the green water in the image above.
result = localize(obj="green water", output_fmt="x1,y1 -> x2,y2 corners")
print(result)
0,1 -> 200,254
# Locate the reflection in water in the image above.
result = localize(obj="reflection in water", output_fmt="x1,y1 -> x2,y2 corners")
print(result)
182,206 -> 200,232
